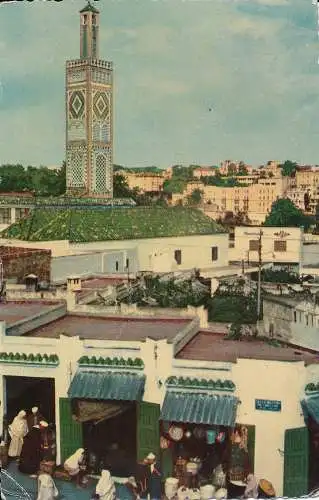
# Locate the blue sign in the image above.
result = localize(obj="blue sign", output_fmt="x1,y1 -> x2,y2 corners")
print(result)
255,399 -> 282,412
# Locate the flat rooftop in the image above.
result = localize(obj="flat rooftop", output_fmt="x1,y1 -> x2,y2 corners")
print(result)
22,314 -> 191,342
0,301 -> 62,325
176,331 -> 319,363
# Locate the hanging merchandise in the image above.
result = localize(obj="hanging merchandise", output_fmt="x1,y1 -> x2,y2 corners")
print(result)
206,429 -> 216,445
216,431 -> 226,443
185,430 -> 192,439
193,427 -> 206,440
160,436 -> 170,449
168,425 -> 184,442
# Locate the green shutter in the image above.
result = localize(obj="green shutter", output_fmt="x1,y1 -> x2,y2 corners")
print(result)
137,402 -> 160,462
283,427 -> 309,497
59,398 -> 83,463
161,447 -> 173,480
246,425 -> 256,473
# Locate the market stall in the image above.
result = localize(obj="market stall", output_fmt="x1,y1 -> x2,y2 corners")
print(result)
159,379 -> 241,498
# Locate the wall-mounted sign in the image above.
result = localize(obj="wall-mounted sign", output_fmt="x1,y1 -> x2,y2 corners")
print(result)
255,399 -> 282,412
274,231 -> 290,238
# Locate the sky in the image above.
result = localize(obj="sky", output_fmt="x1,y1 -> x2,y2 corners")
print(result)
0,0 -> 319,168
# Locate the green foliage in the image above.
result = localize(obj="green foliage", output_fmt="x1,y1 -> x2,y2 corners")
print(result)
280,160 -> 297,177
207,282 -> 258,323
171,165 -> 195,180
163,179 -> 186,194
186,188 -> 203,206
264,198 -> 312,228
202,175 -> 242,187
257,269 -> 301,284
0,163 -> 66,196
122,275 -> 210,308
2,207 -> 225,242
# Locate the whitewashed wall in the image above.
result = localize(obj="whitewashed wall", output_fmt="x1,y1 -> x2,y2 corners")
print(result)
0,322 -> 315,495
229,226 -> 303,266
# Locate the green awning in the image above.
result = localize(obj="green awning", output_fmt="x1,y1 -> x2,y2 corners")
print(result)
68,370 -> 145,401
160,391 -> 238,427
301,395 -> 319,424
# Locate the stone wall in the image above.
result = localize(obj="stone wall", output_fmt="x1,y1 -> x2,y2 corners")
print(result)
0,246 -> 51,282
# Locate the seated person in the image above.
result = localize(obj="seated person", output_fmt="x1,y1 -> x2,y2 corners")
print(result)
64,448 -> 86,486
93,469 -> 116,500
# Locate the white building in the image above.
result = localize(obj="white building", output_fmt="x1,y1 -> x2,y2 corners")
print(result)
229,226 -> 303,271
262,295 -> 319,352
0,297 -> 318,497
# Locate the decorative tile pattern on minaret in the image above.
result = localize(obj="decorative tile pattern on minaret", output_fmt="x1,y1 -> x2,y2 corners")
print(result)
66,2 -> 113,197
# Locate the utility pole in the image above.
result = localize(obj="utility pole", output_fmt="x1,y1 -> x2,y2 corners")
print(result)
257,229 -> 263,321
244,229 -> 263,320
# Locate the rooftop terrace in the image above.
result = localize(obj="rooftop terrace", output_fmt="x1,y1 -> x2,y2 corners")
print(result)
20,314 -> 192,342
176,331 -> 319,364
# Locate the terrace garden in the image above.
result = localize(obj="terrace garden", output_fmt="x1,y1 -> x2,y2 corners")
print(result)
1,206 -> 225,242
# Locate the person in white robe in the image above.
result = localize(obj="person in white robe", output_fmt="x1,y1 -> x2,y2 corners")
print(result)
95,469 -> 116,500
8,410 -> 28,458
36,473 -> 59,500
64,448 -> 86,486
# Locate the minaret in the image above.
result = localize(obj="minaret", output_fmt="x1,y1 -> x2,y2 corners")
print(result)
65,2 -> 113,197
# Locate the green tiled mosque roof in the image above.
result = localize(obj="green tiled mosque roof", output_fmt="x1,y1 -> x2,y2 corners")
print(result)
1,207 -> 226,243
80,2 -> 99,14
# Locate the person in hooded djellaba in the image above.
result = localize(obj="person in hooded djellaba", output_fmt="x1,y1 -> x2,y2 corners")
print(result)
92,469 -> 117,500
27,406 -> 44,433
36,472 -> 59,500
8,410 -> 28,459
18,424 -> 42,477
64,448 -> 87,486
142,452 -> 162,500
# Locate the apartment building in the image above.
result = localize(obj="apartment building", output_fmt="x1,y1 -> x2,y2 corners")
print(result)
172,176 -> 286,223
193,167 -> 218,178
115,170 -> 165,193
294,167 -> 319,213
219,160 -> 254,175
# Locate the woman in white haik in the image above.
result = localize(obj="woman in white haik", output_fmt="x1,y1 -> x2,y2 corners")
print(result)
8,410 -> 28,458
36,473 -> 59,500
64,448 -> 85,485
94,469 -> 116,500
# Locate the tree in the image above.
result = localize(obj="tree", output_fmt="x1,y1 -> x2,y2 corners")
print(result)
280,160 -> 297,177
113,173 -> 133,198
238,163 -> 248,176
264,198 -> 311,229
187,188 -> 203,206
163,179 -> 186,194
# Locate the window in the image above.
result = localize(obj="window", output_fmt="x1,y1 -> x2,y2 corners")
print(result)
15,208 -> 25,221
211,246 -> 218,261
0,208 -> 11,224
115,261 -> 119,272
274,240 -> 287,252
293,311 -> 297,323
126,258 -> 129,269
249,240 -> 259,251
174,250 -> 182,265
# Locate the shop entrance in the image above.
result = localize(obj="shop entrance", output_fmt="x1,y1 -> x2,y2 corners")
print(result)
73,399 -> 137,477
5,375 -> 55,424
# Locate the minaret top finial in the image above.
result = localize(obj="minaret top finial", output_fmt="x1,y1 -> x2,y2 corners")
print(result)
80,1 -> 99,14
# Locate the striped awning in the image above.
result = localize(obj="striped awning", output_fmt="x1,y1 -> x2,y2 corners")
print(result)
68,370 -> 145,401
301,394 -> 319,424
160,391 -> 239,427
